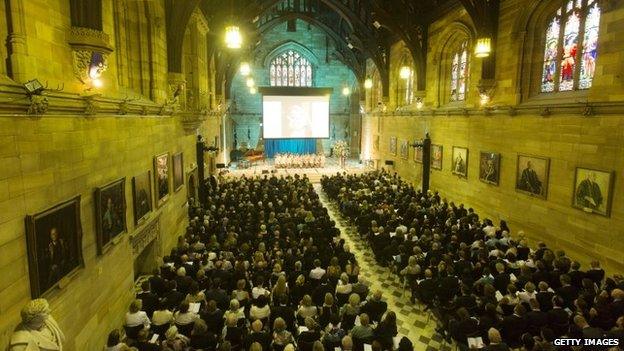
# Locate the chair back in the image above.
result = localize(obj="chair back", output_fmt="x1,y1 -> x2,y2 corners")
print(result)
124,324 -> 144,340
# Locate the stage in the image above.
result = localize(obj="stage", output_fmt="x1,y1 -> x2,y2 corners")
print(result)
225,157 -> 370,183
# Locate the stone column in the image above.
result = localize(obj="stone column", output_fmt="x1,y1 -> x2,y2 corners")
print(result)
7,0 -> 31,83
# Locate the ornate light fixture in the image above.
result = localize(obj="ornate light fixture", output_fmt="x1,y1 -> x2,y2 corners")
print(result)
399,66 -> 412,80
415,97 -> 423,110
240,62 -> 251,76
364,78 -> 373,89
479,92 -> 490,106
246,77 -> 255,88
225,25 -> 242,49
342,87 -> 351,96
474,37 -> 492,58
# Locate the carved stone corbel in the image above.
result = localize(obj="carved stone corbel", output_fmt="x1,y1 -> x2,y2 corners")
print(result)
68,27 -> 112,84
27,95 -> 49,115
84,96 -> 99,116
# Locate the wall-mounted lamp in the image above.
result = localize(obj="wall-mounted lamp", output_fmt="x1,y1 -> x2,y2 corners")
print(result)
342,87 -> 351,96
399,66 -> 412,80
225,25 -> 242,49
246,77 -> 255,88
364,78 -> 373,90
479,92 -> 491,106
415,97 -> 423,110
240,62 -> 251,76
249,87 -> 257,94
474,37 -> 492,58
24,79 -> 45,95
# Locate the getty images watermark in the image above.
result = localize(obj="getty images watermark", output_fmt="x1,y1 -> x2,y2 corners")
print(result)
554,338 -> 620,347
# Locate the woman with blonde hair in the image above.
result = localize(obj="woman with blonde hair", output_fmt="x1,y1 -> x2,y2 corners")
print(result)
297,295 -> 318,320
339,294 -> 361,331
319,293 -> 338,328
272,275 -> 289,302
291,274 -> 307,305
232,279 -> 250,307
272,317 -> 294,349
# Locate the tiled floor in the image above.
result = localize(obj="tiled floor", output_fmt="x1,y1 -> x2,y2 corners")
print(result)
315,185 -> 454,351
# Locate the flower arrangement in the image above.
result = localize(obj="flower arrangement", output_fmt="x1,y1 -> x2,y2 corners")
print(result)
332,140 -> 350,158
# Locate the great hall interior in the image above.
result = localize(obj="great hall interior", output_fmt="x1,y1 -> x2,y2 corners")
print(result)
2,0 -> 624,350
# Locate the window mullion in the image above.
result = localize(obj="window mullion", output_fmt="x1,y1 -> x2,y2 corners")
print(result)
554,12 -> 566,92
573,2 -> 588,90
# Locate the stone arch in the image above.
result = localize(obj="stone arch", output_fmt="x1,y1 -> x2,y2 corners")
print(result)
262,40 -> 321,69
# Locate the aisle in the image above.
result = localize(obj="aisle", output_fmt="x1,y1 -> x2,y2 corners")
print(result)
315,184 -> 453,351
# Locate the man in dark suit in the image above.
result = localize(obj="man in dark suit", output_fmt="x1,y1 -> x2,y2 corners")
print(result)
547,296 -> 570,337
135,328 -> 160,351
163,280 -> 185,310
361,291 -> 387,323
556,274 -> 579,309
493,263 -> 510,294
149,269 -> 167,296
271,295 -> 296,332
586,261 -> 605,285
536,282 -> 554,312
501,305 -> 528,347
136,281 -> 159,319
610,289 -> 624,320
526,299 -> 549,335
416,269 -> 437,306
205,278 -> 230,311
312,276 -> 333,306
568,261 -> 586,289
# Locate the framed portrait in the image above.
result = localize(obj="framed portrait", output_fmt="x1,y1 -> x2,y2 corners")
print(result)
431,144 -> 443,170
154,153 -> 170,206
172,152 -> 184,192
414,146 -> 423,163
132,171 -> 153,225
479,152 -> 501,185
516,154 -> 550,199
572,167 -> 614,217
399,140 -> 409,160
25,196 -> 84,298
389,137 -> 397,155
452,146 -> 468,177
94,178 -> 126,255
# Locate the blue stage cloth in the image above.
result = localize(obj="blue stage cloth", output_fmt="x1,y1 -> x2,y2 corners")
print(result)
265,139 -> 317,158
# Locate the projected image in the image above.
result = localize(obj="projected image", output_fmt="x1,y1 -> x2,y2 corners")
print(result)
263,95 -> 330,139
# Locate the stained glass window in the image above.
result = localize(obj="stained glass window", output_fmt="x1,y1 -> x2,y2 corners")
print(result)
450,41 -> 469,102
269,50 -> 313,87
540,0 -> 601,93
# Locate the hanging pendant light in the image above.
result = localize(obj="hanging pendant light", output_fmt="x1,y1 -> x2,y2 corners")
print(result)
399,66 -> 412,80
225,25 -> 242,49
240,62 -> 251,76
474,37 -> 492,58
246,77 -> 255,88
364,78 -> 373,89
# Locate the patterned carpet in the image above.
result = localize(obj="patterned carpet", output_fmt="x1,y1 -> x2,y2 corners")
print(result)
315,184 -> 454,351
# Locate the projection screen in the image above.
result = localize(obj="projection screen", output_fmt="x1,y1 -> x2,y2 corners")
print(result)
260,87 -> 332,139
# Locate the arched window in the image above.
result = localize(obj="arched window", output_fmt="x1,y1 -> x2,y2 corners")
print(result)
269,50 -> 313,87
450,41 -> 469,102
541,0 -> 600,93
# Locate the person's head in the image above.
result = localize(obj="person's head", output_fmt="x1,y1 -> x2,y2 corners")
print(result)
538,281 -> 549,291
50,227 -> 58,241
524,282 -> 536,293
249,342 -> 263,351
383,311 -> 396,325
341,335 -> 353,350
301,294 -> 313,307
229,299 -> 240,311
340,273 -> 349,285
488,328 -> 502,344
574,315 -> 589,328
20,299 -> 51,330
107,329 -> 121,347
225,313 -> 237,327
348,293 -> 361,307
359,313 -> 370,327
312,341 -> 324,351
456,307 -> 470,320
137,328 -> 150,342
612,289 -> 624,300
192,319 -> 208,336
178,301 -> 190,313
529,298 -> 540,311
273,317 -> 286,332
324,293 -> 334,306
237,279 -> 246,290
165,325 -> 179,341
251,319 -> 263,332
129,299 -> 142,313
